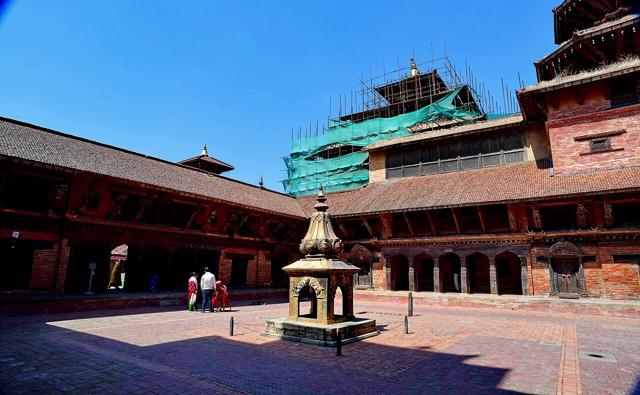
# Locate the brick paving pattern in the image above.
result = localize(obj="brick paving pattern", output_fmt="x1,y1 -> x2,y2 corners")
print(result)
1,302 -> 640,394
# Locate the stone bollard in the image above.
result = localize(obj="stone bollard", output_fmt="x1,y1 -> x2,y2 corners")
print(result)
229,316 -> 234,336
408,291 -> 413,317
404,315 -> 409,334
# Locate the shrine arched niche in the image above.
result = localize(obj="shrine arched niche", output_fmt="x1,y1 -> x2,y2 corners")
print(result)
293,277 -> 324,319
547,241 -> 586,297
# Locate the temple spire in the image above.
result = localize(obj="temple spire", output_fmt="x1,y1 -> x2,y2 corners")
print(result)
201,144 -> 208,157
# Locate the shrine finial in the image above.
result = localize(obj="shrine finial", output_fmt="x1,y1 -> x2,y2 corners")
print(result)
201,144 -> 208,157
299,186 -> 342,256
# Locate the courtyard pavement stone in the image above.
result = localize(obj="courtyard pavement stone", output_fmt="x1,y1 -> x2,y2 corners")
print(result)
1,301 -> 639,394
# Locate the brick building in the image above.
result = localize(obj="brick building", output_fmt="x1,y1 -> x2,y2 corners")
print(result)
297,0 -> 640,300
1,0 -> 640,300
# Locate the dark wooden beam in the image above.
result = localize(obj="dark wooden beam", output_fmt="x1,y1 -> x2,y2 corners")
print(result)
402,212 -> 415,237
337,221 -> 349,240
450,208 -> 461,235
379,214 -> 393,239
476,206 -> 487,234
133,196 -> 155,223
361,217 -> 375,239
108,192 -> 129,220
426,210 -> 437,235
185,204 -> 204,229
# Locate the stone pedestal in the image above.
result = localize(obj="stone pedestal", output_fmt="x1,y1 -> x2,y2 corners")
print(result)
263,317 -> 378,347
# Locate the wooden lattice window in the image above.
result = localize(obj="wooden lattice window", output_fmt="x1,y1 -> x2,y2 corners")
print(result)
589,138 -> 612,153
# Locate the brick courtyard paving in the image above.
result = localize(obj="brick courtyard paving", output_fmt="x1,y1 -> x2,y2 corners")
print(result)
1,301 -> 640,394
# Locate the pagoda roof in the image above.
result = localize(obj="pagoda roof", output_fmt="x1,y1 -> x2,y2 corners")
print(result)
179,153 -> 234,174
296,160 -> 640,218
0,116 -> 304,218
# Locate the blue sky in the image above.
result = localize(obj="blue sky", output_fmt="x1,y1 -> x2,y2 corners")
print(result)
0,1 -> 558,191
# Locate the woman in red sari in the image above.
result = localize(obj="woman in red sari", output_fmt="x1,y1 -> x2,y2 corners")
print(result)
187,272 -> 198,311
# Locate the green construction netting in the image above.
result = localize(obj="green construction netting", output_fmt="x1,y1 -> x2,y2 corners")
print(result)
283,86 -> 483,197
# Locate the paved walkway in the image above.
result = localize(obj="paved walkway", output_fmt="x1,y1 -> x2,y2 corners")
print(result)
1,301 -> 639,394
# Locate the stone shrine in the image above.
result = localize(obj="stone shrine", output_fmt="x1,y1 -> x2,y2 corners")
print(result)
263,187 -> 378,346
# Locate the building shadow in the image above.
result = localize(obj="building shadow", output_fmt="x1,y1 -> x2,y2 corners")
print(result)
0,314 -> 531,394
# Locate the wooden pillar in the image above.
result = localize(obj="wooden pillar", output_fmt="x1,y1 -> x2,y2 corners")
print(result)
408,261 -> 416,292
489,256 -> 498,295
55,238 -> 71,294
460,260 -> 469,294
433,261 -> 442,293
519,255 -> 529,296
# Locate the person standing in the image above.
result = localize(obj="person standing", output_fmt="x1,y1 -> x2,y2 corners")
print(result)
200,267 -> 216,313
187,272 -> 198,311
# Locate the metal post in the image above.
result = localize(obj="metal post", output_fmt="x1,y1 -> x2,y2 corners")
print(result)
404,315 -> 409,334
408,292 -> 413,317
336,332 -> 342,356
229,317 -> 234,336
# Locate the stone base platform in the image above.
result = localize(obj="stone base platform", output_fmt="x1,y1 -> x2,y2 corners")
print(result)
262,317 -> 378,347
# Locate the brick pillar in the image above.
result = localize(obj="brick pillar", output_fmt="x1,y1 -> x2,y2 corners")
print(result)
519,255 -> 529,296
408,262 -> 415,292
247,256 -> 257,286
433,261 -> 442,293
55,238 -> 70,294
385,262 -> 392,290
218,252 -> 232,285
460,261 -> 470,294
489,256 -> 498,295
257,252 -> 271,286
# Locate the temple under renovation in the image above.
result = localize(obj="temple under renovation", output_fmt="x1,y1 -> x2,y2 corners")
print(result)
1,0 -> 640,302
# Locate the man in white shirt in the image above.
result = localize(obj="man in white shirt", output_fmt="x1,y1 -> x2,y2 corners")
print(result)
200,267 -> 216,313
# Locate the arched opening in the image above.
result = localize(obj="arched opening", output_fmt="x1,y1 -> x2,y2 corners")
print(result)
467,253 -> 490,294
142,246 -> 169,292
414,253 -> 434,291
496,252 -> 522,295
298,285 -> 317,319
438,253 -> 461,293
108,244 -> 128,291
333,285 -> 344,318
390,255 -> 409,291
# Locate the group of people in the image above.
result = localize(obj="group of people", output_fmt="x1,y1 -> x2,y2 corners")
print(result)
187,267 -> 230,312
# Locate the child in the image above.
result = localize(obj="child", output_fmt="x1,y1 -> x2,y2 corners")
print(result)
187,272 -> 198,311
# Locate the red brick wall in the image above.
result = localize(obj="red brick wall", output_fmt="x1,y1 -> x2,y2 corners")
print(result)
583,259 -> 604,297
547,105 -> 640,175
602,256 -> 640,300
372,256 -> 386,289
30,244 -> 60,291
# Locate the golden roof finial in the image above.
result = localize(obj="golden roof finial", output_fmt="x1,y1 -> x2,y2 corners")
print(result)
201,144 -> 208,157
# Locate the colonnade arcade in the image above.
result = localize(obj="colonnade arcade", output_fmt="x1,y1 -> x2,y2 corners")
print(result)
382,247 -> 529,296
